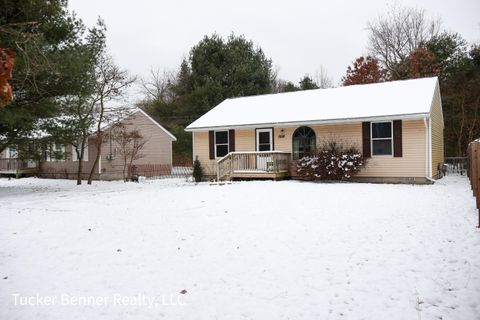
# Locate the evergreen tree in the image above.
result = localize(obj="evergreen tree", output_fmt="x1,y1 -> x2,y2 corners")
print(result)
142,33 -> 276,161
176,33 -> 275,117
282,81 -> 300,92
192,158 -> 203,182
299,75 -> 319,90
0,0 -> 97,154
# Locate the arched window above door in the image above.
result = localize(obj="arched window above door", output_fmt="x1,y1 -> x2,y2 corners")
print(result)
292,126 -> 316,160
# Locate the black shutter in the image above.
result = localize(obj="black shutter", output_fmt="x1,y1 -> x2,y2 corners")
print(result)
229,129 -> 235,152
393,120 -> 403,157
362,122 -> 371,158
208,130 -> 215,159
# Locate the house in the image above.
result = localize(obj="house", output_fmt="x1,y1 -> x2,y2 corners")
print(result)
0,109 -> 176,180
185,77 -> 444,183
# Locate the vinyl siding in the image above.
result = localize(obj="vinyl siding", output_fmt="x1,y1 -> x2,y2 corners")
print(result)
430,86 -> 444,178
194,119 -> 428,178
41,111 -> 174,179
194,129 -> 255,176
357,120 -> 426,177
101,111 -> 174,178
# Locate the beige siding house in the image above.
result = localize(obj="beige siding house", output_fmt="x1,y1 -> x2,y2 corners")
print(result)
186,77 -> 444,183
0,109 -> 176,180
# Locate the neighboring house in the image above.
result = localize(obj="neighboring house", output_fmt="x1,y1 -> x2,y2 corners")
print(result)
186,77 -> 444,183
0,109 -> 176,180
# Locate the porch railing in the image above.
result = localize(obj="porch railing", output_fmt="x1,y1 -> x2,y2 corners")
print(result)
0,158 -> 29,172
217,151 -> 291,180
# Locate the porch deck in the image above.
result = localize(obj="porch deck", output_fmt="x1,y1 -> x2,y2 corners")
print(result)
0,158 -> 38,177
217,151 -> 291,181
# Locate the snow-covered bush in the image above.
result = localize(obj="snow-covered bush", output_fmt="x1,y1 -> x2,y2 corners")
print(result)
296,140 -> 367,180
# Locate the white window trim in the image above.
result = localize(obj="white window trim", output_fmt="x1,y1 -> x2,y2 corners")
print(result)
371,121 -> 394,157
214,130 -> 229,159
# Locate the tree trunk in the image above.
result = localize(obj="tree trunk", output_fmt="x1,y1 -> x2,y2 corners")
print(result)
123,158 -> 128,182
76,158 -> 83,185
128,157 -> 135,181
87,96 -> 105,185
76,139 -> 86,185
88,133 -> 102,184
457,95 -> 466,156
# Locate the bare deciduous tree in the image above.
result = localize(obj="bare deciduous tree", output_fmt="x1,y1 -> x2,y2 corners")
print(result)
87,53 -> 136,184
111,123 -> 147,181
314,65 -> 334,89
140,67 -> 177,103
367,4 -> 441,77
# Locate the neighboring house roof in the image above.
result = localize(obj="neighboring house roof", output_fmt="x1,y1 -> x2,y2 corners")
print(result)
85,108 -> 176,141
9,108 -> 177,142
186,77 -> 440,131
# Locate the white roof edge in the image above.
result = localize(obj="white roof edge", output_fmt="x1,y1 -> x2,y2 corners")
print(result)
135,109 -> 177,141
185,112 -> 430,132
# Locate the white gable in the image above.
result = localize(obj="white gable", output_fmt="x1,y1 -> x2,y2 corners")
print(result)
186,77 -> 439,131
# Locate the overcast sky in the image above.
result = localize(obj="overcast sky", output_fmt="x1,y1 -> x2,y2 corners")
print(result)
69,0 -> 479,90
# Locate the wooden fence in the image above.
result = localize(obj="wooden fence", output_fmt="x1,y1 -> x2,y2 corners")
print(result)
466,140 -> 480,227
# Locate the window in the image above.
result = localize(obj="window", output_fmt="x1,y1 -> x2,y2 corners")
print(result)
72,140 -> 88,161
371,122 -> 393,155
215,131 -> 229,158
292,126 -> 316,160
7,146 -> 18,158
54,144 -> 66,161
44,143 -> 65,161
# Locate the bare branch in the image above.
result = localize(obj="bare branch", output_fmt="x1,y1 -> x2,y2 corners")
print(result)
367,4 -> 441,75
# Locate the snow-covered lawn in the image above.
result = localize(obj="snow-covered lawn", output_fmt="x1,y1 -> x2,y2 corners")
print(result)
0,176 -> 479,320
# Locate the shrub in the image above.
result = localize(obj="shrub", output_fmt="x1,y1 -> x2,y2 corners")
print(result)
192,159 -> 203,182
296,139 -> 367,180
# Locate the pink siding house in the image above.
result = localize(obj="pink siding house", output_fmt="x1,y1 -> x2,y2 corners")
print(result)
0,109 -> 176,180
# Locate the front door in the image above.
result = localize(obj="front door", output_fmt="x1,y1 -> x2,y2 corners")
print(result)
256,129 -> 273,170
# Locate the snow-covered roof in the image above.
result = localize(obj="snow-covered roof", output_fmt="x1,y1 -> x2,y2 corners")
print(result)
186,77 -> 439,131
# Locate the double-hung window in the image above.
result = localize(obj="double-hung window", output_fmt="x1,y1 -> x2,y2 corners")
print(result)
215,130 -> 229,158
371,122 -> 393,156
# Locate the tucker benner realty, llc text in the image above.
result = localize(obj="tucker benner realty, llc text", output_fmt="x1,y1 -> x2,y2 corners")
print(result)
11,293 -> 186,308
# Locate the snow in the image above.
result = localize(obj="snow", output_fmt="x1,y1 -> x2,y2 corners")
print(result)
186,77 -> 438,130
0,175 -> 479,319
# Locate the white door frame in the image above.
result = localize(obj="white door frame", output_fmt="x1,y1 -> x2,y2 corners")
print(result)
256,128 -> 273,171
256,128 -> 273,151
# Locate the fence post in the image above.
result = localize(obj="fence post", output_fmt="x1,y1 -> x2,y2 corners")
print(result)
472,143 -> 477,196
476,142 -> 480,228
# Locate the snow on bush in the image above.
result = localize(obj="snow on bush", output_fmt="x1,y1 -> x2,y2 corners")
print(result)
296,139 -> 367,180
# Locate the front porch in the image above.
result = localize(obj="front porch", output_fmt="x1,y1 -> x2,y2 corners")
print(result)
217,151 -> 291,181
0,158 -> 38,178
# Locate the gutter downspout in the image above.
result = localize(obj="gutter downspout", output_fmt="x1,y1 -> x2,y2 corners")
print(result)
192,132 -> 195,164
429,117 -> 433,178
423,117 -> 432,180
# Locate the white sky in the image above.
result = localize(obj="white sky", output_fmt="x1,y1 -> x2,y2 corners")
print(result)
69,0 -> 479,89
